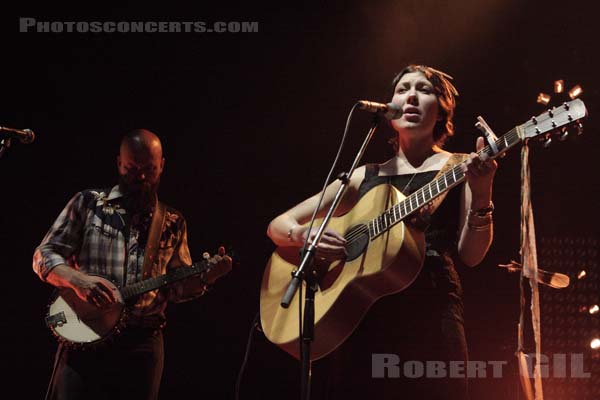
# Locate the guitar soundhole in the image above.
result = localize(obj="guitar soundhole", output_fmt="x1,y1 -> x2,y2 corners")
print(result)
345,224 -> 369,261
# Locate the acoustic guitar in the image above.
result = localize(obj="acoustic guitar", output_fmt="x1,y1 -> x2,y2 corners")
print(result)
260,99 -> 587,361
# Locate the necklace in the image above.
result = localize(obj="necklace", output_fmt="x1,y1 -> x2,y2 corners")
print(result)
378,163 -> 419,195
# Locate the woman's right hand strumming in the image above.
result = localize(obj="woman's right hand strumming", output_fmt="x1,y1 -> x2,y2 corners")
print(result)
292,225 -> 347,262
47,265 -> 118,307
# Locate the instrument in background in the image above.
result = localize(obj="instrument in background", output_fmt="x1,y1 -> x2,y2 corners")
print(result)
498,260 -> 570,289
46,254 -> 231,347
260,99 -> 587,361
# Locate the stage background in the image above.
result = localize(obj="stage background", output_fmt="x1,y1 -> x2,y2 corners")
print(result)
1,1 -> 598,398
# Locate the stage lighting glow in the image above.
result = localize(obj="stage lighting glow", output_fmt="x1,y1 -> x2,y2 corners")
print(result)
554,79 -> 564,93
568,85 -> 583,99
590,338 -> 600,350
589,305 -> 599,315
577,270 -> 587,279
536,92 -> 551,105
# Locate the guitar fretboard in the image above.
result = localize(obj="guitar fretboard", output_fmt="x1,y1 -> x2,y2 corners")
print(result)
120,261 -> 209,300
368,127 -> 520,239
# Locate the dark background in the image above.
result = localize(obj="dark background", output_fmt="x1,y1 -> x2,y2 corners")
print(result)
1,1 -> 598,399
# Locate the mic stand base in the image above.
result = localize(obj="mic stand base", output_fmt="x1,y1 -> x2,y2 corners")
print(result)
300,272 -> 317,400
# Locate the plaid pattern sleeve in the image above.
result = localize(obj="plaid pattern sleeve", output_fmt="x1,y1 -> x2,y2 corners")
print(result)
32,192 -> 87,281
33,186 -> 200,316
32,188 -> 127,285
164,215 -> 208,303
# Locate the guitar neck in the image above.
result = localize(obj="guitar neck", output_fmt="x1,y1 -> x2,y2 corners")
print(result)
368,126 -> 522,238
120,261 -> 209,300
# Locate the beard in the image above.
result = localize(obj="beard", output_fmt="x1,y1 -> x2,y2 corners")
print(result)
118,175 -> 159,214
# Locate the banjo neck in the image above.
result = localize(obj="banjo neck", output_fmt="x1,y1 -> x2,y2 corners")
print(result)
120,260 -> 211,301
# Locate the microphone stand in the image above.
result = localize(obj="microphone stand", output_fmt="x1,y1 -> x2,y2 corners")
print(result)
0,128 -> 35,158
280,115 -> 382,400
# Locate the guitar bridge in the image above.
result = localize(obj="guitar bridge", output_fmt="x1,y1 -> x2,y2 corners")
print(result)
45,311 -> 67,328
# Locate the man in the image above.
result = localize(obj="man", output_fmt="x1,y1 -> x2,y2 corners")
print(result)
33,129 -> 232,400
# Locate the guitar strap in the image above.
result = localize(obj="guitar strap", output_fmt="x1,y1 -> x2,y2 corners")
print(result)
141,200 -> 167,280
424,152 -> 469,215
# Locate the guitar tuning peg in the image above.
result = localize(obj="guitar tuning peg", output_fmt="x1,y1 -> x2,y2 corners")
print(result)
559,128 -> 569,141
576,122 -> 584,135
543,137 -> 552,148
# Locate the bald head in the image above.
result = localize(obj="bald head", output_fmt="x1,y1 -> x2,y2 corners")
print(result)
117,129 -> 165,206
120,129 -> 163,160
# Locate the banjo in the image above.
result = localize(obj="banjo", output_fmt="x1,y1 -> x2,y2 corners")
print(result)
45,256 -> 227,347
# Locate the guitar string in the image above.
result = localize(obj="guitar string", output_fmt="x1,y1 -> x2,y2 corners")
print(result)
342,164 -> 462,245
342,132 -> 490,245
343,126 -> 519,244
343,117 -> 571,246
343,183 -> 437,244
346,166 -> 435,245
341,112 -> 577,246
346,130 -> 568,245
343,167 -> 459,244
343,155 -> 484,245
342,138 -> 495,245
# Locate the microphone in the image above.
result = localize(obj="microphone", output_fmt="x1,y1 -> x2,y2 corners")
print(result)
357,100 -> 402,120
0,126 -> 35,144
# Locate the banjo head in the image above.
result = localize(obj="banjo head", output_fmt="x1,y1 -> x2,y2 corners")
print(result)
46,279 -> 126,346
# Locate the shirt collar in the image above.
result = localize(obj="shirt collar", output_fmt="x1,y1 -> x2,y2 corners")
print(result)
106,185 -> 159,210
106,185 -> 124,201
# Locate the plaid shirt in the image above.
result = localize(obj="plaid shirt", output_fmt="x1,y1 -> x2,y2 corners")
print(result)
33,185 -> 203,318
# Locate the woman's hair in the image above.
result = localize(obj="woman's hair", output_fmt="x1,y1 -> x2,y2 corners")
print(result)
390,64 -> 459,147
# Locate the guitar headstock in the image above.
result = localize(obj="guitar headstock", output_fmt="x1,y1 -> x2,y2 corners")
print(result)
199,246 -> 235,284
521,99 -> 587,142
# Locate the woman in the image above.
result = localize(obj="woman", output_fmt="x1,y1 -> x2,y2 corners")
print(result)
267,65 -> 497,399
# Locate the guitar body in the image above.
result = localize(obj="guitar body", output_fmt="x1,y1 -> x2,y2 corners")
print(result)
46,277 -> 126,346
260,184 -> 426,361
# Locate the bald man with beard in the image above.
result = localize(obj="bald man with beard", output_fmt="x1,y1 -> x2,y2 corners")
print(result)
34,129 -> 232,400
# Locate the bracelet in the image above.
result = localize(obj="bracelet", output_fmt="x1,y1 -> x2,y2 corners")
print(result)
469,201 -> 494,217
287,224 -> 298,242
467,220 -> 493,231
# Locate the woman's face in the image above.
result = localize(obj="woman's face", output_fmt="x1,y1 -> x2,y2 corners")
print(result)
390,71 -> 440,139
